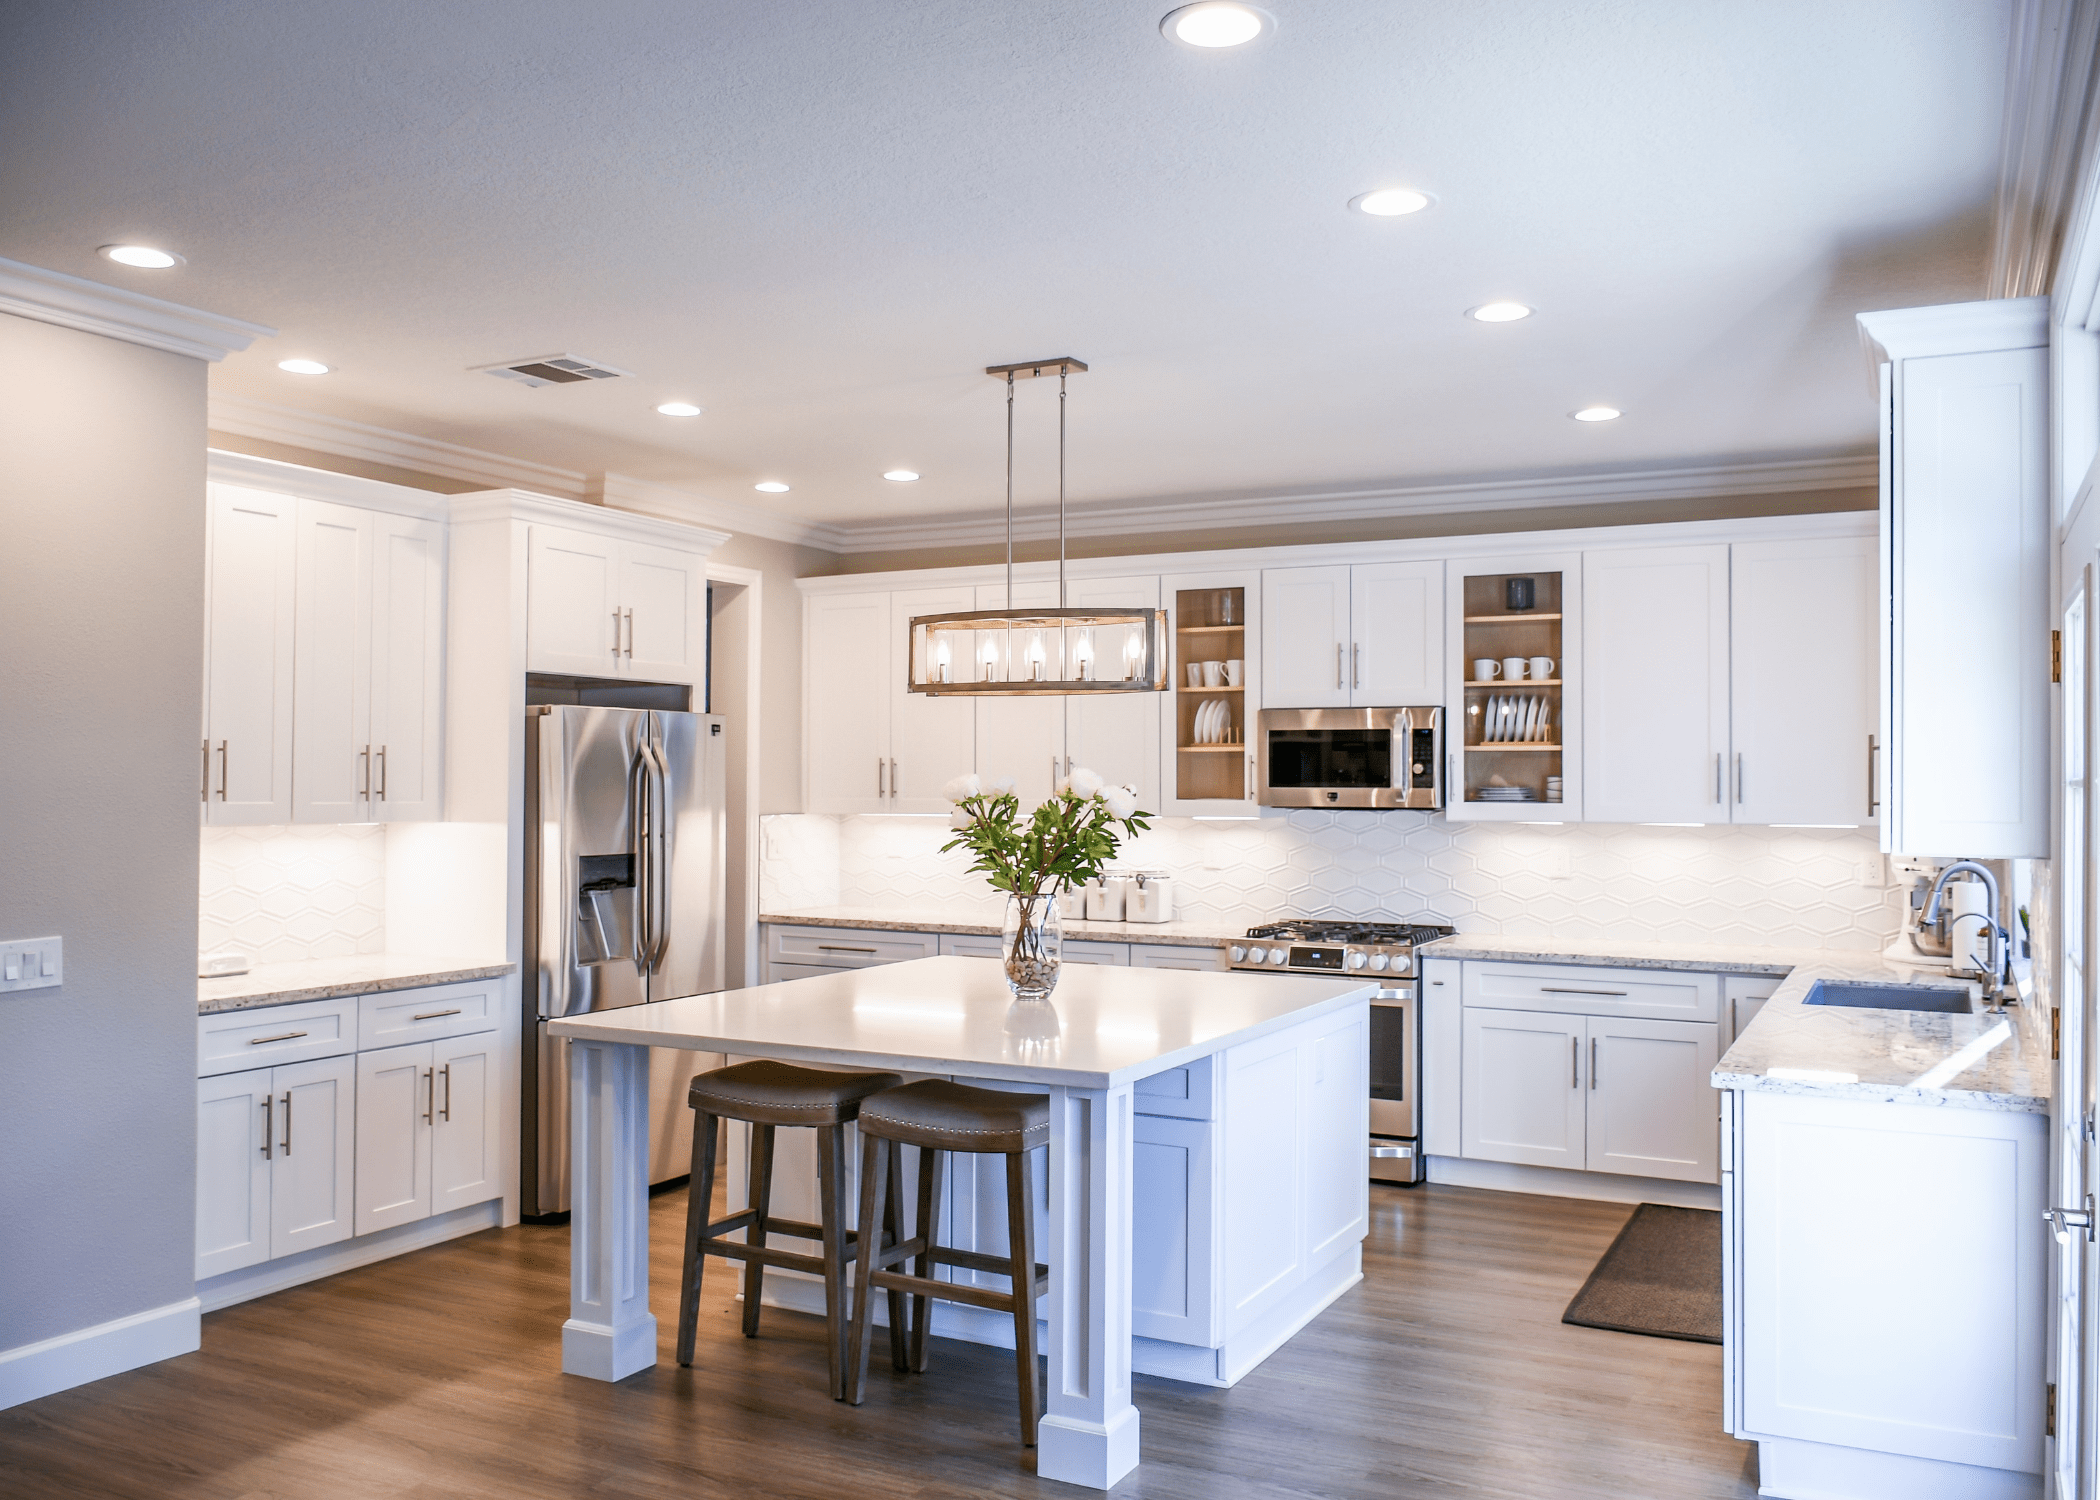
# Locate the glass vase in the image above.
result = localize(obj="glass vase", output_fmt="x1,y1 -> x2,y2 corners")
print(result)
1001,892 -> 1063,1002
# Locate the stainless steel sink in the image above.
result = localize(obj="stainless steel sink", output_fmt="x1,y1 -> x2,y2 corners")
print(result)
1802,980 -> 1975,1014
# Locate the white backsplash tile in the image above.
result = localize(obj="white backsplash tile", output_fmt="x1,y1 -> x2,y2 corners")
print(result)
763,811 -> 1904,951
199,824 -> 387,964
759,812 -> 842,912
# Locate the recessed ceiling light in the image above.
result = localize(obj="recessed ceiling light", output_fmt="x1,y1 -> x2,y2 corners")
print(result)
277,358 -> 330,376
98,244 -> 182,269
1350,188 -> 1433,218
656,401 -> 702,417
1160,2 -> 1271,48
1571,406 -> 1623,422
755,481 -> 790,494
1467,302 -> 1533,323
883,470 -> 920,482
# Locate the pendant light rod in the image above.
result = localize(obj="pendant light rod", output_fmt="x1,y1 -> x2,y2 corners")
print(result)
1005,370 -> 1015,610
983,357 -> 1087,608
1059,364 -> 1067,609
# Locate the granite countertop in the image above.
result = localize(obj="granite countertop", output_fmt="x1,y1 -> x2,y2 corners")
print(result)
759,906 -> 1243,948
198,955 -> 517,1014
1418,933 -> 1815,976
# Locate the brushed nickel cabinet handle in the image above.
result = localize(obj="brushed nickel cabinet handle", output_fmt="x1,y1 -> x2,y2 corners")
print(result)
890,758 -> 898,799
1337,643 -> 1344,690
412,1008 -> 462,1021
1571,1036 -> 1580,1089
202,739 -> 210,803
612,608 -> 623,656
1590,1037 -> 1598,1090
260,1095 -> 273,1160
423,1068 -> 434,1124
376,745 -> 387,801
1353,642 -> 1361,689
1867,734 -> 1879,816
249,1030 -> 309,1044
359,745 -> 371,798
877,757 -> 885,797
440,1063 -> 452,1122
818,944 -> 878,954
1714,752 -> 1723,804
281,1090 -> 293,1154
1541,987 -> 1627,997
217,740 -> 229,800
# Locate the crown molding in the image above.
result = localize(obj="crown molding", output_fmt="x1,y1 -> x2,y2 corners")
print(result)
208,393 -> 588,495
823,451 -> 1878,554
207,448 -> 451,520
1857,296 -> 2051,371
586,472 -> 847,551
448,487 -> 731,553
0,256 -> 273,362
1989,0 -> 2100,299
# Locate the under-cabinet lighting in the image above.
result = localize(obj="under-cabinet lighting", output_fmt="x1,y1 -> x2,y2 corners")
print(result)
98,244 -> 182,268
1772,824 -> 1860,829
1517,820 -> 1565,825
1640,822 -> 1702,828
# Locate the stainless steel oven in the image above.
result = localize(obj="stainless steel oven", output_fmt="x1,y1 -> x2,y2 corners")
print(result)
1367,986 -> 1417,1184
1256,707 -> 1444,809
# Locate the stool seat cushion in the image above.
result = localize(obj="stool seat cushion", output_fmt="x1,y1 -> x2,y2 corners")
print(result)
687,1059 -> 904,1126
856,1079 -> 1050,1154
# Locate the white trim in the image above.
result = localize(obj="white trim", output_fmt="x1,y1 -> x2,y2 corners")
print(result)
448,487 -> 731,553
195,1199 -> 503,1313
1991,0 -> 2100,300
207,448 -> 451,520
0,256 -> 272,362
0,1297 -> 202,1411
209,393 -> 587,495
1858,296 -> 2052,368
797,507 -> 1878,595
828,451 -> 1876,554
589,472 -> 847,551
704,561 -> 768,991
1423,1154 -> 1722,1208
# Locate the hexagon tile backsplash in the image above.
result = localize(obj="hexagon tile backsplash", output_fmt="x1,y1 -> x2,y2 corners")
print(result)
760,812 -> 1905,952
199,824 -> 387,964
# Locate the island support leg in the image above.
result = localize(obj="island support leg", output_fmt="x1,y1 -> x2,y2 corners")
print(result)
1038,1080 -> 1139,1489
562,1038 -> 657,1380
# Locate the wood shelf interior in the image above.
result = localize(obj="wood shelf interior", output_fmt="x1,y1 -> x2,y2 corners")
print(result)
1173,586 -> 1249,798
1462,612 -> 1563,624
1460,569 -> 1564,803
1465,679 -> 1561,688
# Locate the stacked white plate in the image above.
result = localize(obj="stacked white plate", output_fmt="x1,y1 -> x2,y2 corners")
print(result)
1478,694 -> 1552,743
1475,785 -> 1538,802
1192,698 -> 1235,744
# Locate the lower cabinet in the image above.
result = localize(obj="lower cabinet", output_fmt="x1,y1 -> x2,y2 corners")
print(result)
196,1054 -> 356,1278
764,921 -> 1227,978
354,1031 -> 502,1236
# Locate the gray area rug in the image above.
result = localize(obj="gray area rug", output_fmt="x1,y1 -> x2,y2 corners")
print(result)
1561,1202 -> 1722,1344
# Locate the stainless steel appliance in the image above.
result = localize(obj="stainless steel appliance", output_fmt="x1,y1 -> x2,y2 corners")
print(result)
1228,918 -> 1455,1184
1256,707 -> 1444,809
523,705 -> 726,1217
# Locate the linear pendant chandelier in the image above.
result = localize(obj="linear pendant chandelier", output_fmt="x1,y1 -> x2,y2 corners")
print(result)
905,357 -> 1168,697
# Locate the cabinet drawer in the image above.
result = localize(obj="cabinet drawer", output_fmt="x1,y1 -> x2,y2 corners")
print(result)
939,933 -> 1130,965
765,961 -> 846,984
1134,1055 -> 1215,1120
358,980 -> 502,1049
198,997 -> 358,1077
766,924 -> 938,968
1130,942 -> 1224,971
1461,961 -> 1719,1023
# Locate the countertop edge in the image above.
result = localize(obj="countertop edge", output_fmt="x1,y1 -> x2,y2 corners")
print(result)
759,910 -> 1235,947
1711,1068 -> 2049,1114
198,961 -> 518,1015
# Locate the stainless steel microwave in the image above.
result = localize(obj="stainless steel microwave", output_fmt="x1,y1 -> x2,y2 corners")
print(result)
1256,707 -> 1444,809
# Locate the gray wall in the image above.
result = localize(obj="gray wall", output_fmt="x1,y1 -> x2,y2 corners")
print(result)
0,312 -> 205,1349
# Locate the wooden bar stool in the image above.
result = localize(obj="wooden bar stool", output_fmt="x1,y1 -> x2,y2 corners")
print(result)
676,1058 -> 906,1399
845,1078 -> 1050,1446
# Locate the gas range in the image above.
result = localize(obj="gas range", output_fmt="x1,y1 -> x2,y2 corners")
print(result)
1226,918 -> 1456,977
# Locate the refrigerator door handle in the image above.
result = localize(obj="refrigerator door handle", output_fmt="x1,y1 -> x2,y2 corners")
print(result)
629,745 -> 653,973
643,734 -> 672,975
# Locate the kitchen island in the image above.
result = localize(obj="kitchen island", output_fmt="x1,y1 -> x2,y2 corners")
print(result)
547,954 -> 1375,1490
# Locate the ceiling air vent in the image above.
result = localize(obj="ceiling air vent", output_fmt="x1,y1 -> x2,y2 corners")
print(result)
475,353 -> 633,388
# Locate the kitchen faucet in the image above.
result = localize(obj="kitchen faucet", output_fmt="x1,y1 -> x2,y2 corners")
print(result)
1921,861 -> 2008,1004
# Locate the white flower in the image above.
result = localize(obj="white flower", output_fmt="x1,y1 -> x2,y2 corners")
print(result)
948,807 -> 975,830
1102,785 -> 1139,820
942,772 -> 982,803
1067,766 -> 1105,798
992,777 -> 1016,794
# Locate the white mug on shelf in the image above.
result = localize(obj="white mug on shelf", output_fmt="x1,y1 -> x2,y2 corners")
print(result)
1224,658 -> 1244,686
1529,656 -> 1556,680
1186,662 -> 1203,688
1202,660 -> 1225,688
1502,656 -> 1528,681
1473,658 -> 1501,681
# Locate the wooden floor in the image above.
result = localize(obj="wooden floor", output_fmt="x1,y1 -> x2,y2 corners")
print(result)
0,1182 -> 1758,1499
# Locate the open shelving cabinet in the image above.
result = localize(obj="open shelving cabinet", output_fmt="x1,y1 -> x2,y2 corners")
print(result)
1444,553 -> 1582,821
1160,570 -> 1260,814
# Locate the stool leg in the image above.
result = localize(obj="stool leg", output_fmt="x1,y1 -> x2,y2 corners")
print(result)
883,1139 -> 908,1372
816,1122 -> 849,1400
909,1146 -> 946,1373
1005,1149 -> 1042,1447
675,1109 -> 720,1366
742,1123 -> 776,1338
845,1131 -> 888,1406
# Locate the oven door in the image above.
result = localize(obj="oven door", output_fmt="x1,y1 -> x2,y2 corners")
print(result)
1369,986 -> 1417,1140
1257,707 -> 1442,809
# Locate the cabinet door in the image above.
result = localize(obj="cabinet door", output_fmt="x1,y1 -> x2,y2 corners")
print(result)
804,592 -> 893,814
204,486 -> 298,824
888,587 -> 977,812
1161,569 -> 1261,815
1352,560 -> 1443,705
1583,544 -> 1731,823
1063,574 -> 1163,812
1131,1112 -> 1215,1346
369,513 -> 445,822
1460,1006 -> 1586,1169
291,499 -> 372,823
354,1041 -> 433,1235
1725,976 -> 1781,1045
270,1054 -> 356,1256
430,1030 -> 502,1216
619,540 -> 706,684
1584,1017 -> 1720,1183
527,525 -> 622,676
972,582 -> 1065,807
1261,565 -> 1352,708
196,1067 -> 273,1279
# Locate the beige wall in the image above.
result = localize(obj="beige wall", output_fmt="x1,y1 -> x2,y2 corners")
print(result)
1,313 -> 207,1350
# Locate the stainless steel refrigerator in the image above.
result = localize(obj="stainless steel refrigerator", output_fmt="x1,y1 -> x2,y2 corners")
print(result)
522,705 -> 726,1218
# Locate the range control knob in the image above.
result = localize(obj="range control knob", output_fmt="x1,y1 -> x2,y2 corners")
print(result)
1369,951 -> 1390,970
1412,763 -> 1426,775
1345,951 -> 1368,970
1267,947 -> 1288,965
1229,945 -> 1247,964
1392,952 -> 1413,974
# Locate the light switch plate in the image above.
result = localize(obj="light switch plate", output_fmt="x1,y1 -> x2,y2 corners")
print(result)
0,936 -> 62,993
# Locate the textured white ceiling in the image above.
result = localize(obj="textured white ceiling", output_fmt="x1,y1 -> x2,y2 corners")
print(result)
0,1 -> 2007,526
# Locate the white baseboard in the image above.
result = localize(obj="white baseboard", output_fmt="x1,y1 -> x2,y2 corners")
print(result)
1754,1435 -> 2042,1500
0,1297 -> 202,1411
1424,1154 -> 1722,1209
197,1199 -> 505,1313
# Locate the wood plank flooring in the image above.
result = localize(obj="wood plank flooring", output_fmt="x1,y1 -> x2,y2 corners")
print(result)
0,1182 -> 1757,1499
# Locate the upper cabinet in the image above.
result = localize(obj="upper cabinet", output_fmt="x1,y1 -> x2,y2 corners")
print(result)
526,525 -> 707,685
973,580 -> 1066,806
1064,574 -> 1163,815
1445,552 -> 1582,822
1859,298 -> 2050,858
204,486 -> 299,825
802,586 -> 977,815
1262,562 -> 1442,709
1163,569 -> 1261,815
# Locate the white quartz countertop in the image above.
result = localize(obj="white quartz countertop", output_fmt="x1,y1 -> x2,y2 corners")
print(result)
198,954 -> 516,1014
1419,932 -> 1815,975
547,954 -> 1373,1087
760,906 -> 1240,948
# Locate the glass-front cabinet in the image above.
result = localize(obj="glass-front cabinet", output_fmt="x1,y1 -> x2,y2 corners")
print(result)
1159,569 -> 1261,815
1443,552 -> 1582,821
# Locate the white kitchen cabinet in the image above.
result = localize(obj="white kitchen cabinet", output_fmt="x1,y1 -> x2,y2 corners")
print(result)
1583,1015 -> 1719,1182
1262,561 -> 1442,709
887,587 -> 977,811
526,524 -> 707,685
1129,942 -> 1223,971
1261,565 -> 1352,708
203,485 -> 298,824
1132,1110 -> 1215,1346
937,931 -> 1129,964
1161,569 -> 1261,815
368,512 -> 445,821
618,539 -> 708,683
1725,975 -> 1782,1044
195,1053 -> 356,1278
354,1031 -> 504,1236
804,591 -> 893,814
1445,552 -> 1583,821
1062,574 -> 1163,812
1859,298 -> 2050,857
1460,1006 -> 1587,1170
973,581 -> 1066,806
429,1030 -> 502,1216
1582,543 -> 1731,824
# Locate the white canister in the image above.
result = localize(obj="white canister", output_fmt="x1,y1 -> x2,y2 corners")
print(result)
1086,875 -> 1127,922
1129,872 -> 1175,923
1056,884 -> 1088,920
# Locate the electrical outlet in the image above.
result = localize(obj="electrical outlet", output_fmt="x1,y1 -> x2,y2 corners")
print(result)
0,936 -> 62,993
